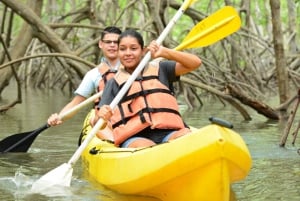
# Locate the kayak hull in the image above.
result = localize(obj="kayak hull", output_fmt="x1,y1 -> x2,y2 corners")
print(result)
80,113 -> 251,201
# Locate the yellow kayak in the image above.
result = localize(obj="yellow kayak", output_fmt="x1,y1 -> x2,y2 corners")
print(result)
80,111 -> 252,201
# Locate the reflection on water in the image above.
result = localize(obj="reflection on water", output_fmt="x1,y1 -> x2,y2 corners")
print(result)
1,86 -> 300,200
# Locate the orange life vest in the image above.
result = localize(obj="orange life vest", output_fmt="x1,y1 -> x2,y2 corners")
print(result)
94,63 -> 118,108
97,63 -> 118,92
110,65 -> 186,145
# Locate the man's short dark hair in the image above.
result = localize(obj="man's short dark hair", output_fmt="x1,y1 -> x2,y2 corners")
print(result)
101,26 -> 122,39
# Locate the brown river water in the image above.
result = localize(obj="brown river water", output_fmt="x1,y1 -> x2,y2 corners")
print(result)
0,85 -> 299,201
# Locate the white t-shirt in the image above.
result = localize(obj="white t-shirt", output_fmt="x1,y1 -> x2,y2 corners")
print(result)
74,58 -> 120,98
74,67 -> 101,98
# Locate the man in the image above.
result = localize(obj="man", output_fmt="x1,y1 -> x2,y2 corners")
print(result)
47,26 -> 122,126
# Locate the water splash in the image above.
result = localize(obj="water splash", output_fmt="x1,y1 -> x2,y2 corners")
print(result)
0,166 -> 75,200
14,168 -> 33,189
0,166 -> 33,200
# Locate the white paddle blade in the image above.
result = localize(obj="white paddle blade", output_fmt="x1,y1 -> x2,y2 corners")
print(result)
30,163 -> 73,193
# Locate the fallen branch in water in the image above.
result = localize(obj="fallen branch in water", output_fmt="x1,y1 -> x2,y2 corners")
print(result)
225,84 -> 279,120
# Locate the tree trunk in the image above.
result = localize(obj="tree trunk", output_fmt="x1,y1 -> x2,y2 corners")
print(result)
269,0 -> 289,106
0,0 -> 41,97
287,0 -> 297,54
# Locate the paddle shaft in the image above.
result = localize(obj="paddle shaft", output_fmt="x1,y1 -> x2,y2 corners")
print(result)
59,91 -> 102,121
67,0 -> 196,166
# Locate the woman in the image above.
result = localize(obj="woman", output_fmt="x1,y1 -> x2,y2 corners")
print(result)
92,29 -> 202,148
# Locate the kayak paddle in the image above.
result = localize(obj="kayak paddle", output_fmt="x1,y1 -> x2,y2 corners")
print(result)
0,91 -> 102,153
30,0 -> 199,193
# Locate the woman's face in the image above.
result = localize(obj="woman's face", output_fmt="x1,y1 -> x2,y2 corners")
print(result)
118,36 -> 143,72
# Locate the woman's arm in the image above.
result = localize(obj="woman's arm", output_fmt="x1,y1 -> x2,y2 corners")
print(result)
148,41 -> 202,76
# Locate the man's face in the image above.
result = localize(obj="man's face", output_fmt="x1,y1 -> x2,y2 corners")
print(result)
99,33 -> 119,60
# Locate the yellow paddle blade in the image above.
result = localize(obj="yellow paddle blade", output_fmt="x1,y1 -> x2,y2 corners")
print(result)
175,6 -> 241,50
182,0 -> 198,10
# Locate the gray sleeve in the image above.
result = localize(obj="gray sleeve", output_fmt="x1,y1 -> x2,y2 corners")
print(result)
158,60 -> 179,89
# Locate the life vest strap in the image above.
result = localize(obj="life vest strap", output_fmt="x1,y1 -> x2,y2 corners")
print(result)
102,69 -> 117,85
122,88 -> 172,102
112,107 -> 181,128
